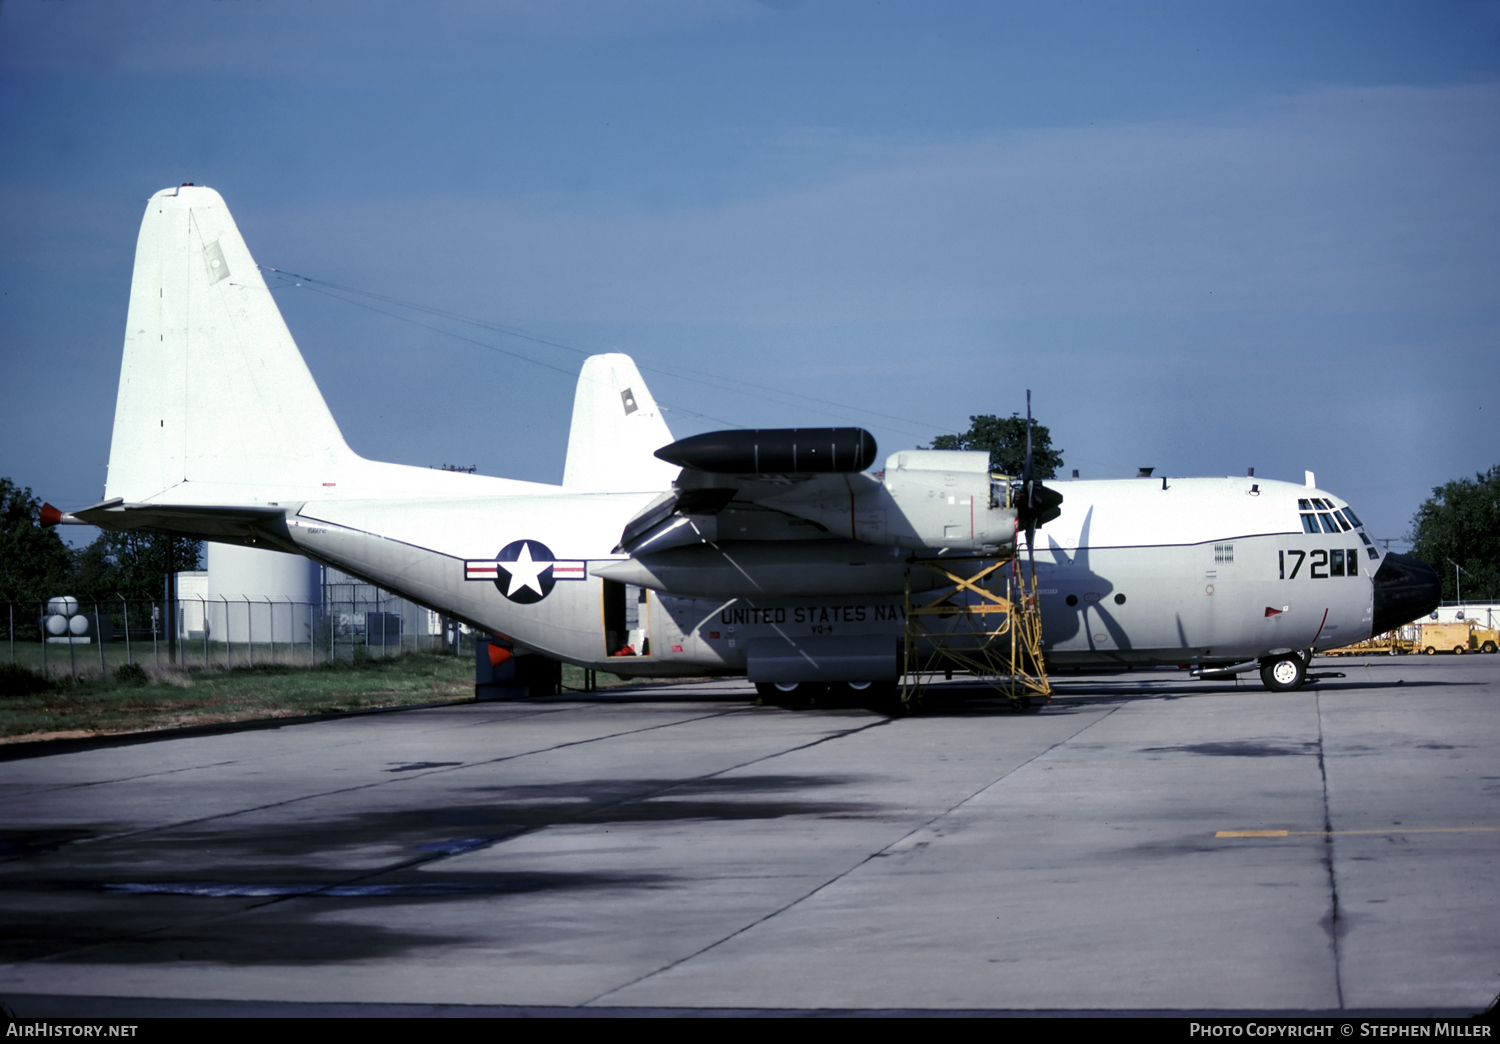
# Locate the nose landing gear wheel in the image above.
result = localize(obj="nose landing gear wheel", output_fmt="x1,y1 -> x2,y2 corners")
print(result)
1260,654 -> 1307,692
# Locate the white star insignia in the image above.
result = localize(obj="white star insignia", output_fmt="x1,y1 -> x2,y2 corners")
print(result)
503,543 -> 553,598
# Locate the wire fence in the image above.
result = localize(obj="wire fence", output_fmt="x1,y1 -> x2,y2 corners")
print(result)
3,594 -> 467,682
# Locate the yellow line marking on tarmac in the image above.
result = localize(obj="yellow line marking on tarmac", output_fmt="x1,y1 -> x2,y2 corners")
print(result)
1216,827 -> 1499,838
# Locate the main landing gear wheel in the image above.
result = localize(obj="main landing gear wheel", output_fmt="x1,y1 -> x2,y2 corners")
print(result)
1260,654 -> 1307,692
755,682 -> 827,707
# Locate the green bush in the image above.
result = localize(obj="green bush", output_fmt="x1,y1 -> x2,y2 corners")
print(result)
0,662 -> 52,697
114,661 -> 150,687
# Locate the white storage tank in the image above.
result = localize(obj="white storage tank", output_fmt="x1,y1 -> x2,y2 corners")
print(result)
203,544 -> 321,646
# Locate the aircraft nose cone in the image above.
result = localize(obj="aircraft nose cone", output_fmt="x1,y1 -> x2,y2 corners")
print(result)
1371,552 -> 1442,636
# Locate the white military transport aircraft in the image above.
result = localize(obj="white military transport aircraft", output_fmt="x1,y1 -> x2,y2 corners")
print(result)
49,186 -> 1441,697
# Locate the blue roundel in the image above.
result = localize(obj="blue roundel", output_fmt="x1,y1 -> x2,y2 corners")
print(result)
493,540 -> 558,604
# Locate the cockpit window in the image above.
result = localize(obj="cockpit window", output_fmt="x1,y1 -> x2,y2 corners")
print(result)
1300,506 -> 1357,536
1298,499 -> 1312,511
1342,506 -> 1364,527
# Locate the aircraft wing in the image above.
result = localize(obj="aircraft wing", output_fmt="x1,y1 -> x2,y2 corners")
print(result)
48,498 -> 297,550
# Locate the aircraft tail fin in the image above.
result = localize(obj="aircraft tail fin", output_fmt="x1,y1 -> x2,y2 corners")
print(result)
563,354 -> 678,492
105,185 -> 356,506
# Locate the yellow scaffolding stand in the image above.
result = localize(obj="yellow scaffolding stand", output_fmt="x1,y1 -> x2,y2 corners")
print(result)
900,553 -> 1051,709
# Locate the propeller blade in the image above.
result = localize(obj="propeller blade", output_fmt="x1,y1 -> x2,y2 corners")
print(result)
1024,390 -> 1034,508
1014,390 -> 1062,547
1024,389 -> 1036,546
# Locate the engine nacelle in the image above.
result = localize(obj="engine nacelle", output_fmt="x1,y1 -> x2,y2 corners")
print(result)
630,434 -> 1025,557
876,450 -> 1013,550
755,449 -> 1016,552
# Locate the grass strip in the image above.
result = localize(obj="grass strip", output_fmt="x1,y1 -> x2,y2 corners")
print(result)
0,651 -> 705,743
0,654 -> 478,742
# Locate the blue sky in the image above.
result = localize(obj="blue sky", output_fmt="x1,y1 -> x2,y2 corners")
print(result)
2,0 -> 1497,547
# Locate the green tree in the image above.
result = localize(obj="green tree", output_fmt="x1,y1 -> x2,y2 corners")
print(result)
929,414 -> 1064,478
0,478 -> 75,606
1408,465 -> 1500,602
0,477 -> 203,609
72,530 -> 203,604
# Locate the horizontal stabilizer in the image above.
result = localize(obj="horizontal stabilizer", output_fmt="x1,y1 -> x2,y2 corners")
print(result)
71,499 -> 294,550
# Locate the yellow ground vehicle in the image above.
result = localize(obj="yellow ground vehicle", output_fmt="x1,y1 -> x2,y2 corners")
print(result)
1418,621 -> 1499,655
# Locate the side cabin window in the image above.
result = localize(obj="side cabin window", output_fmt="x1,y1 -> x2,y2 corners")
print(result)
1332,549 -> 1362,576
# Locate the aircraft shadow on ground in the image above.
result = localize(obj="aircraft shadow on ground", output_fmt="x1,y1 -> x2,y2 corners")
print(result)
1139,740 -> 1320,757
584,662 -> 1467,717
0,774 -> 874,965
1044,671 -> 1458,702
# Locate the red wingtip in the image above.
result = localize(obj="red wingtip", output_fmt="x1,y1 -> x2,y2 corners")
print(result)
39,502 -> 62,527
